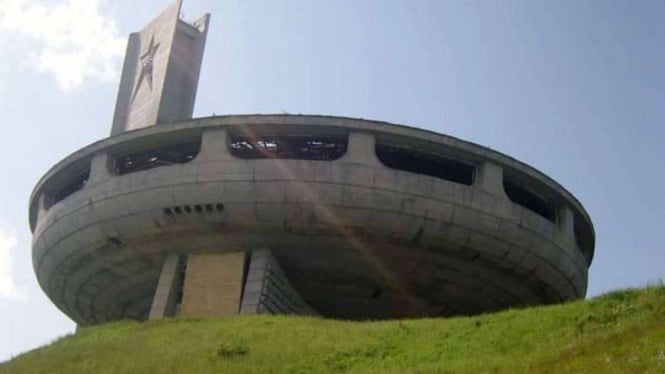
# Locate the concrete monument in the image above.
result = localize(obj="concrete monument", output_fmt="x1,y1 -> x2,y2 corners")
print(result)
29,1 -> 595,326
111,0 -> 209,135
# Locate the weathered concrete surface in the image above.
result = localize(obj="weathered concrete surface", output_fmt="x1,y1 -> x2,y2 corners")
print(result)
181,252 -> 245,317
240,249 -> 318,316
148,253 -> 182,319
29,115 -> 595,325
111,0 -> 209,135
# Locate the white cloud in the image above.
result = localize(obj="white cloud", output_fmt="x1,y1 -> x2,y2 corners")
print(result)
0,224 -> 28,299
0,0 -> 125,92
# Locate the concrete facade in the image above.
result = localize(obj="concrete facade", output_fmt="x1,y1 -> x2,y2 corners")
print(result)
29,1 -> 595,326
29,114 -> 595,325
111,0 -> 209,135
148,253 -> 182,319
240,249 -> 318,316
181,252 -> 245,317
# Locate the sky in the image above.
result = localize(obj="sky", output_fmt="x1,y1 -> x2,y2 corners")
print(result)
0,0 -> 664,362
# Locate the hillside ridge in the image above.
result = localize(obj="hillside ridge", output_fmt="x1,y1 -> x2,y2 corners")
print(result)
2,285 -> 664,373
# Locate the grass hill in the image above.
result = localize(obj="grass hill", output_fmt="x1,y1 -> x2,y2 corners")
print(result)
2,285 -> 664,373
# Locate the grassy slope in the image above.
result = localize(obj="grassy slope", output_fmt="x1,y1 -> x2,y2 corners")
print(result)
2,286 -> 664,373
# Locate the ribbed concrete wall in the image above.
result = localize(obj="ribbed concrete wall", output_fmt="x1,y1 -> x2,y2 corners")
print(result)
240,249 -> 318,316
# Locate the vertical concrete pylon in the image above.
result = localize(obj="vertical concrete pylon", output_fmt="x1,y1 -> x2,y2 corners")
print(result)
340,132 -> 381,166
476,161 -> 507,199
111,0 -> 210,135
197,129 -> 234,162
149,253 -> 183,319
240,249 -> 318,315
558,205 -> 575,240
88,152 -> 112,185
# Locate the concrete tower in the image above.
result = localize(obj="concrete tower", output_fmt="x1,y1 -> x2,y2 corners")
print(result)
111,0 -> 210,135
30,1 -> 595,326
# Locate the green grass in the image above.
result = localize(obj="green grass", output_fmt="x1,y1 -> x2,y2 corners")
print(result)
3,285 -> 665,373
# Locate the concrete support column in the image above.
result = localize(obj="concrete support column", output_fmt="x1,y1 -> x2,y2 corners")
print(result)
181,252 -> 247,317
340,131 -> 381,166
88,152 -> 113,184
197,129 -> 234,162
240,249 -> 318,316
36,193 -> 49,223
149,253 -> 183,319
476,161 -> 507,198
557,205 -> 575,239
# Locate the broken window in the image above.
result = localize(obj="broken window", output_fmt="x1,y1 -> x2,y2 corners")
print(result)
503,180 -> 555,222
114,142 -> 200,175
51,168 -> 90,205
375,143 -> 475,185
229,136 -> 347,160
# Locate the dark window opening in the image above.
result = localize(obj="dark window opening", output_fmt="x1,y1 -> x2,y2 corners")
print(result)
175,257 -> 187,306
375,143 -> 474,185
52,168 -> 90,205
503,180 -> 555,222
229,135 -> 347,160
114,142 -> 200,175
164,203 -> 224,216
574,219 -> 593,262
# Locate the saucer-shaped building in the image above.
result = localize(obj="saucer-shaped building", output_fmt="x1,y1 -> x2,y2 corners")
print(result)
29,1 -> 594,326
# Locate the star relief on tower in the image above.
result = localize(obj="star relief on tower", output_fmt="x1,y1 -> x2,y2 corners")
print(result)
131,34 -> 161,102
